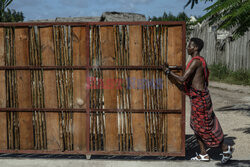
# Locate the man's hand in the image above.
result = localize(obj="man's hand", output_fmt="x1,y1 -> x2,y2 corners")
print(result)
161,63 -> 170,74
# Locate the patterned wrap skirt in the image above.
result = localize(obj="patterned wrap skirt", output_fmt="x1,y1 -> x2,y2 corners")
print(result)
189,87 -> 224,148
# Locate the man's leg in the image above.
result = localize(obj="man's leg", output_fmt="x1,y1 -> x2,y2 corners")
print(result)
195,134 -> 210,158
220,142 -> 233,154
221,142 -> 228,152
219,142 -> 234,163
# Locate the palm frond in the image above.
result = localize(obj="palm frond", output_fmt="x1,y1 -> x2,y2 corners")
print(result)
193,0 -> 250,39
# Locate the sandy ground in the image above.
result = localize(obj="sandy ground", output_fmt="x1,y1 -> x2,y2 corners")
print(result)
0,81 -> 250,166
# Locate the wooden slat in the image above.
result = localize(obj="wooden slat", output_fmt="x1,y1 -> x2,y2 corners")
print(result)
41,27 -> 61,150
15,28 -> 33,149
40,27 -> 55,66
0,28 -> 7,149
72,27 -> 87,66
129,25 -> 146,151
0,71 -> 7,150
72,27 -> 87,151
0,28 -> 4,66
73,103 -> 86,150
100,26 -> 118,151
167,26 -> 182,152
72,27 -> 87,109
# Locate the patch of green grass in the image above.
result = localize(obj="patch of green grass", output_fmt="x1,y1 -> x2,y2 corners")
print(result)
208,64 -> 250,86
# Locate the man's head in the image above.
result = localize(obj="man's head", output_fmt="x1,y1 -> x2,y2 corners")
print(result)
187,38 -> 204,55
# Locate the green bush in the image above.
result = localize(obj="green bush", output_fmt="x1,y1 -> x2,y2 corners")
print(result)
208,64 -> 250,86
209,64 -> 229,80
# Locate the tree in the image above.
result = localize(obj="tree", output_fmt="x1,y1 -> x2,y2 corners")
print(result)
0,0 -> 13,18
149,12 -> 193,37
0,0 -> 24,22
149,12 -> 190,22
185,0 -> 250,39
2,8 -> 24,22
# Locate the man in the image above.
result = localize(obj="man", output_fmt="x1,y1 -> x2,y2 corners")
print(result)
162,38 -> 233,163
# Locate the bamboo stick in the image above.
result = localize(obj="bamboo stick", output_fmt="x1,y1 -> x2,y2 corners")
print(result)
64,26 -> 70,150
100,26 -> 105,151
89,27 -> 93,150
96,27 -> 101,150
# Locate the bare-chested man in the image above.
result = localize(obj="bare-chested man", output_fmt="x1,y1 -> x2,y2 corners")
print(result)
162,38 -> 233,163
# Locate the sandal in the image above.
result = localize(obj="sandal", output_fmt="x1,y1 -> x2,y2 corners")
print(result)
220,145 -> 234,164
191,152 -> 210,161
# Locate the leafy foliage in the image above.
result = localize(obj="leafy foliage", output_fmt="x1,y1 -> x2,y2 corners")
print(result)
209,64 -> 250,85
184,0 -> 213,9
0,0 -> 24,22
1,8 -> 24,22
0,0 -> 12,17
148,12 -> 196,38
185,0 -> 250,39
149,11 -> 190,22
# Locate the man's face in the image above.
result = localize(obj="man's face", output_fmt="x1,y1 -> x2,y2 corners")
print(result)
187,41 -> 197,55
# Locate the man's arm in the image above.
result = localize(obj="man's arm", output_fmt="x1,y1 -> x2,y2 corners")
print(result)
168,59 -> 200,83
162,59 -> 200,92
167,74 -> 185,92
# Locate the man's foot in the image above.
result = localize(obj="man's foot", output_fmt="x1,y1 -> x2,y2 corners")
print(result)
220,145 -> 234,164
191,152 -> 210,161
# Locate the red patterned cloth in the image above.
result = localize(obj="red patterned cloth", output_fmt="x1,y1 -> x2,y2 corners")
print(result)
185,56 -> 224,147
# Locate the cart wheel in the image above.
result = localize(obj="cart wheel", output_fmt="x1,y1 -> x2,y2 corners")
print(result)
86,154 -> 91,160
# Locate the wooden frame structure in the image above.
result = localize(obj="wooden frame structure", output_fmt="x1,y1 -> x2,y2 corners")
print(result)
0,21 -> 186,157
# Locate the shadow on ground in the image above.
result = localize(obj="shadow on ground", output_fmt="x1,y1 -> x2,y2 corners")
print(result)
216,104 -> 250,134
233,125 -> 250,134
215,160 -> 250,167
0,134 -> 236,162
216,104 -> 250,117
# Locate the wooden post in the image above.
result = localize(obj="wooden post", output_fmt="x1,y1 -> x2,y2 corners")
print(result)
15,28 -> 33,149
129,25 -> 146,151
100,26 -> 118,151
0,28 -> 7,150
72,27 -> 87,151
167,26 -> 183,152
41,27 -> 61,150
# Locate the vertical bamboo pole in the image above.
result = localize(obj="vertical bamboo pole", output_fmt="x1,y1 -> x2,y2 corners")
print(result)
96,27 -> 102,150
93,27 -> 98,150
114,26 -> 121,151
163,26 -> 168,152
89,26 -> 93,150
142,26 -> 149,151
